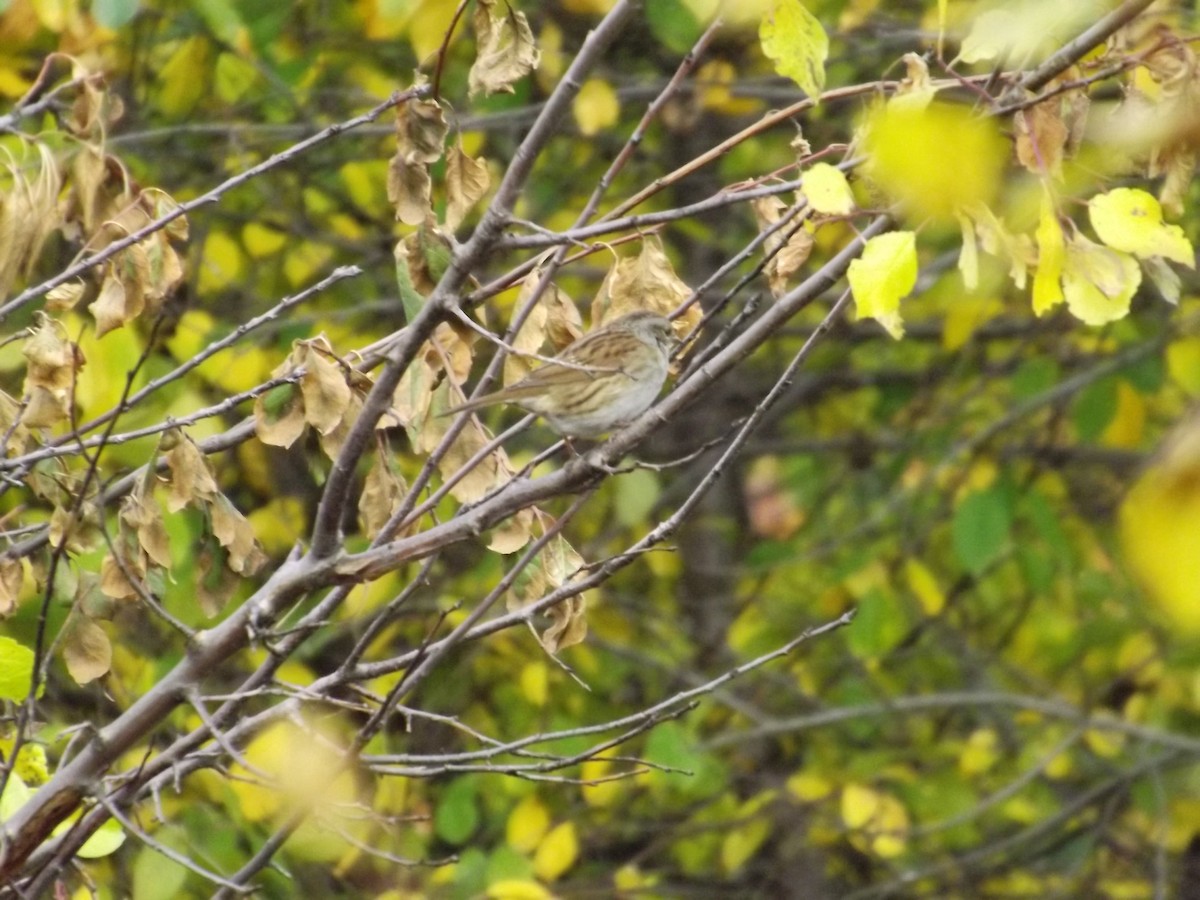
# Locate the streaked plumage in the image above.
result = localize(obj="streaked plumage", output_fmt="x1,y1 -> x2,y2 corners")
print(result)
447,310 -> 675,438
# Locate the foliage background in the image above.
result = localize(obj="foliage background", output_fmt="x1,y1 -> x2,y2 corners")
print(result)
0,0 -> 1198,897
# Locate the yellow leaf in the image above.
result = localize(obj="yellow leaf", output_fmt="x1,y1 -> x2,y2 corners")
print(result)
506,794 -> 550,853
1167,337 -> 1200,397
721,816 -> 771,875
840,783 -> 879,829
1120,416 -> 1200,633
863,102 -> 1006,222
760,0 -> 828,100
573,78 -> 619,137
957,213 -> 978,291
1100,381 -> 1145,449
519,661 -> 548,706
959,728 -> 1000,775
1089,188 -> 1195,267
1084,727 -> 1125,758
196,229 -> 245,294
1062,235 -> 1140,326
581,757 -> 621,807
786,771 -> 833,802
802,162 -> 854,215
242,221 -> 287,257
157,36 -> 211,118
903,558 -> 944,615
847,231 -> 917,339
486,881 -> 551,900
1032,192 -> 1065,315
533,821 -> 578,882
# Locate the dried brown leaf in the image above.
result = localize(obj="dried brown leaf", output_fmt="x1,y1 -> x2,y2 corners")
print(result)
395,98 -> 448,165
23,315 -> 76,392
0,558 -> 24,617
387,153 -> 432,226
504,282 -> 549,386
99,551 -> 141,600
359,455 -> 407,539
120,490 -> 173,569
254,382 -> 307,448
195,539 -> 239,617
63,617 -> 112,685
541,595 -> 587,653
298,341 -> 352,435
1015,100 -> 1068,176
164,430 -> 219,512
469,0 -> 540,98
45,281 -> 86,312
446,141 -> 491,230
318,388 -> 363,460
210,494 -> 266,576
592,235 -> 690,325
488,507 -> 533,554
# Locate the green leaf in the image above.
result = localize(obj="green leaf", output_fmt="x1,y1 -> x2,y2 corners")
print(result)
952,486 -> 1013,574
1073,376 -> 1118,441
0,636 -> 35,701
845,587 -> 907,659
646,0 -> 703,54
76,818 -> 126,859
434,777 -> 479,845
613,468 -> 661,527
92,0 -> 140,28
133,843 -> 189,900
192,0 -> 246,46
760,0 -> 829,100
1011,357 -> 1059,400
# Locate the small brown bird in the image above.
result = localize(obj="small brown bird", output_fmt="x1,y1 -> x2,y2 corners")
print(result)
446,310 -> 675,438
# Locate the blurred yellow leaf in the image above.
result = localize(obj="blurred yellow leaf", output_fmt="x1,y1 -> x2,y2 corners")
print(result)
519,660 -> 548,706
863,102 -> 1006,223
196,229 -> 245,294
506,794 -> 550,853
786,771 -> 833,802
573,78 -> 619,137
1120,415 -> 1200,633
841,783 -> 879,829
1100,381 -> 1145,449
242,221 -> 287,257
847,230 -> 917,339
157,37 -> 211,118
486,881 -> 551,900
581,757 -> 621,807
533,821 -> 578,882
1167,337 -> 1200,397
959,728 -> 1000,775
903,558 -> 944,615
760,0 -> 828,100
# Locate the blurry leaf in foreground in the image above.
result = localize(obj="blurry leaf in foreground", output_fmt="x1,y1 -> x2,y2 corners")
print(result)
862,102 -> 1006,223
1120,412 -> 1200,633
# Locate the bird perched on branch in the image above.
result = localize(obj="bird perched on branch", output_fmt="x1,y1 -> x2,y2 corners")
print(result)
446,310 -> 676,438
